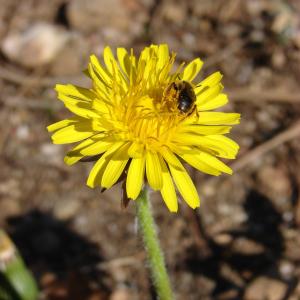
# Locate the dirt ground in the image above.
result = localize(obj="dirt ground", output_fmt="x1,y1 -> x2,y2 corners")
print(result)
1,0 -> 300,299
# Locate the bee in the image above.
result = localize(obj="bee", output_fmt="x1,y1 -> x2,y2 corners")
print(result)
165,80 -> 197,115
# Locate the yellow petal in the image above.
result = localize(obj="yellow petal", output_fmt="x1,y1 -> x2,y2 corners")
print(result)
128,141 -> 145,158
178,124 -> 232,135
90,55 -> 111,86
64,102 -> 99,119
103,46 -> 118,75
103,46 -> 127,89
55,84 -> 101,119
196,83 -> 223,106
51,123 -> 95,144
179,152 -> 221,176
180,151 -> 232,175
146,151 -> 163,190
198,93 -> 228,111
205,135 -> 239,158
92,99 -> 110,115
64,136 -> 112,165
160,146 -> 182,168
173,133 -> 239,159
117,47 -> 130,76
47,117 -> 79,132
159,156 -> 178,212
182,58 -> 203,82
87,142 -> 124,188
196,112 -> 241,125
55,84 -> 96,102
126,156 -> 146,199
89,54 -> 112,89
101,143 -> 130,188
157,44 -> 169,71
166,152 -> 200,209
195,71 -> 222,94
118,48 -> 136,84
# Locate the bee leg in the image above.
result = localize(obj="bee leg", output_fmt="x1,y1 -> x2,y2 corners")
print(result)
187,105 -> 199,119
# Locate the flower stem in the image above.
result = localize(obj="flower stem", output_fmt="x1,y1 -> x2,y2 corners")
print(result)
0,230 -> 38,300
136,187 -> 174,300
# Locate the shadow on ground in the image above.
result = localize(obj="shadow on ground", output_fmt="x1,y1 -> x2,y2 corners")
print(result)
6,210 -> 111,300
183,189 -> 296,299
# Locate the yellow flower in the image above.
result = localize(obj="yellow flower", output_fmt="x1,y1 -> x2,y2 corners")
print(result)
47,44 -> 240,212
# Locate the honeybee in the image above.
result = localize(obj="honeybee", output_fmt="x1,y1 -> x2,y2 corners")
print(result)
165,80 -> 197,115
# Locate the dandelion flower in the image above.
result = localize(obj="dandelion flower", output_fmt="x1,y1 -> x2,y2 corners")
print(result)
47,44 -> 240,212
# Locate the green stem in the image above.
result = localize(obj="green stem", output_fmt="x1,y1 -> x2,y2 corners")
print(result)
0,230 -> 38,300
136,187 -> 174,300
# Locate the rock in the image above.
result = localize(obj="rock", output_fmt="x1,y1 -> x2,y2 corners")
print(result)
53,197 -> 81,220
109,287 -> 133,300
213,233 -> 233,246
0,198 -> 21,217
16,125 -> 30,141
292,29 -> 300,48
40,143 -> 63,165
1,23 -> 70,68
67,0 -> 150,45
257,165 -> 292,206
231,237 -> 265,255
271,49 -> 286,69
244,277 -> 288,300
218,289 -> 239,300
279,260 -> 295,280
50,32 -> 88,76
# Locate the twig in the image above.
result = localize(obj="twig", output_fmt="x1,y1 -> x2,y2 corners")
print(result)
0,96 -> 62,110
231,121 -> 300,172
0,67 -> 87,87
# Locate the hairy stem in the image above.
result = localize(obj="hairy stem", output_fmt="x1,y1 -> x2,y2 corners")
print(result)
136,187 -> 174,300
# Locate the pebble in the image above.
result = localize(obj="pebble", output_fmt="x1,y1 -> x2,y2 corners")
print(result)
40,143 -> 63,165
67,0 -> 149,45
109,288 -> 134,300
16,125 -> 30,141
279,260 -> 294,280
257,165 -> 292,204
230,237 -> 265,255
213,233 -> 233,246
53,198 -> 81,220
244,277 -> 288,300
1,23 -> 70,68
50,32 -> 88,76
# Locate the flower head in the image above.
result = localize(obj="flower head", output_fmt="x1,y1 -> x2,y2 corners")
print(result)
47,44 -> 240,212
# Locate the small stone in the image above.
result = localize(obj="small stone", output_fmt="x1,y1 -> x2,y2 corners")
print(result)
0,199 -> 21,217
292,30 -> 300,48
244,277 -> 288,300
109,288 -> 133,300
279,260 -> 294,280
68,0 -> 149,45
271,50 -> 286,69
218,289 -> 239,300
1,23 -> 70,68
231,237 -> 265,255
53,198 -> 81,220
40,143 -> 63,165
161,1 -> 187,25
257,165 -> 292,204
50,33 -> 88,76
213,233 -> 233,246
40,272 -> 56,287
16,125 -> 30,141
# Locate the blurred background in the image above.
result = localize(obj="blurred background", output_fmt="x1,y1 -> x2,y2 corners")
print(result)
0,0 -> 300,299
